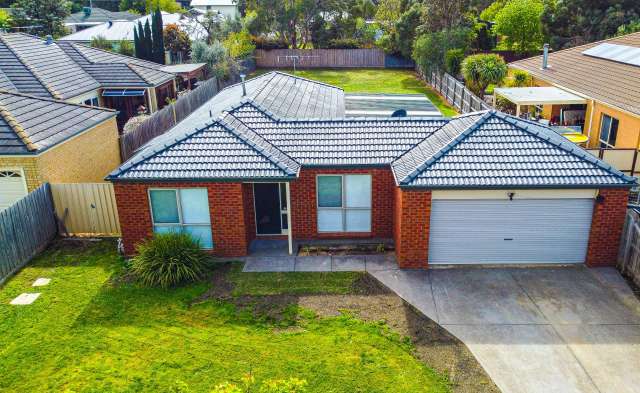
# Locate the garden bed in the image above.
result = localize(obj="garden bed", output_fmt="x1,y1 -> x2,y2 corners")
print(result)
297,242 -> 394,256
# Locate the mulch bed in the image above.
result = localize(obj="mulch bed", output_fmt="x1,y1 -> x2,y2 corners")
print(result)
197,264 -> 499,393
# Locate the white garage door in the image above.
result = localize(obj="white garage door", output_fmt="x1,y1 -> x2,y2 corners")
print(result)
0,170 -> 28,211
428,199 -> 594,264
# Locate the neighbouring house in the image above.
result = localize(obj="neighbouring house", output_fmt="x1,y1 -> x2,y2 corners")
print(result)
0,90 -> 119,210
108,73 -> 634,269
189,0 -> 238,18
59,12 -> 209,47
64,7 -> 138,33
0,33 -> 178,130
508,32 -> 640,150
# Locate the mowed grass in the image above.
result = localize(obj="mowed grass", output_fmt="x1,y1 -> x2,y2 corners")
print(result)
0,240 -> 450,393
251,68 -> 458,117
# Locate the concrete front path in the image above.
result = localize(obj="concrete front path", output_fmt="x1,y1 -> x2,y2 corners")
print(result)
370,266 -> 640,393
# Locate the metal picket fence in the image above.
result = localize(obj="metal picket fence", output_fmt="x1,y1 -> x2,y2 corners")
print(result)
426,71 -> 491,113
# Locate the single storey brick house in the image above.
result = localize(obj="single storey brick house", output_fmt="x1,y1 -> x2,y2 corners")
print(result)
108,74 -> 635,268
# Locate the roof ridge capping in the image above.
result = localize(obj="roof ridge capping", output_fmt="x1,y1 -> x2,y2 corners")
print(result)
494,112 -> 636,184
396,110 -> 495,185
222,98 -> 281,122
0,101 -> 37,151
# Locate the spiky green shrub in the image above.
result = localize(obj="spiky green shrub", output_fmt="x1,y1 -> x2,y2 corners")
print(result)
131,232 -> 207,288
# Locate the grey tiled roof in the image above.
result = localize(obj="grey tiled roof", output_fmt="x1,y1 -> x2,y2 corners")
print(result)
226,101 -> 445,166
392,111 -> 635,188
65,8 -> 138,24
0,90 -> 116,154
0,33 -> 174,100
0,33 -> 99,100
112,122 -> 298,181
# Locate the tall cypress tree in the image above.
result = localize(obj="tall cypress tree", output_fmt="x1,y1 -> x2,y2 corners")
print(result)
135,20 -> 148,60
152,7 -> 165,64
133,25 -> 140,58
143,19 -> 153,61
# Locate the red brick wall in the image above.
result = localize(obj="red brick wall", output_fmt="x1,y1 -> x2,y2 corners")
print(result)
242,183 -> 256,246
113,182 -> 250,257
393,188 -> 431,269
289,167 -> 395,240
586,188 -> 629,267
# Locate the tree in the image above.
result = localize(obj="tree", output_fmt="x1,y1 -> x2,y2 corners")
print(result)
163,23 -> 191,57
445,48 -> 465,76
394,3 -> 422,58
0,8 -> 12,30
413,27 -> 475,73
11,0 -> 71,37
461,53 -> 507,97
118,39 -> 134,56
90,35 -> 113,50
145,0 -> 181,13
422,0 -> 472,32
191,40 -> 238,79
351,0 -> 376,20
120,0 -> 146,13
375,0 -> 402,33
493,0 -> 544,54
151,7 -> 165,64
223,30 -> 255,59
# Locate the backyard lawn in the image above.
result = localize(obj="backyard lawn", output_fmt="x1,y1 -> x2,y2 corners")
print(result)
251,68 -> 458,117
0,240 -> 452,393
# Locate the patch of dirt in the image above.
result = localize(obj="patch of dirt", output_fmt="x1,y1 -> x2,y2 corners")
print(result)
297,244 -> 394,256
196,264 -> 499,393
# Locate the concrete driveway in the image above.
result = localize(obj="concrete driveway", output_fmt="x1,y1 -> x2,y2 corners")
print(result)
370,266 -> 640,393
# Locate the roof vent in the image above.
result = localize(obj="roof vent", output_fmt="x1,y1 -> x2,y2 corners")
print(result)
83,6 -> 91,17
240,74 -> 246,97
542,43 -> 550,69
45,35 -> 53,45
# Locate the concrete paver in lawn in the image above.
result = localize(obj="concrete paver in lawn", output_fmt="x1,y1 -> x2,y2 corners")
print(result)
430,268 -> 546,325
10,293 -> 40,305
243,256 -> 295,272
332,256 -> 365,271
294,256 -> 331,272
32,278 -> 50,287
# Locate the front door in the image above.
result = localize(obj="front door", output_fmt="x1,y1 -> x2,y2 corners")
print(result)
254,183 -> 286,235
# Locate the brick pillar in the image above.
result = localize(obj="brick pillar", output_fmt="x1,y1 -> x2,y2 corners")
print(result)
393,187 -> 431,269
585,188 -> 629,267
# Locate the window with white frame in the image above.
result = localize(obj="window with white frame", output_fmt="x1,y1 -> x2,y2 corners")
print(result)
148,188 -> 213,248
599,114 -> 619,148
317,174 -> 372,232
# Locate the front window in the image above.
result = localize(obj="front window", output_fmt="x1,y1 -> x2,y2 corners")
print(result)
317,175 -> 372,232
599,114 -> 619,148
149,189 -> 213,249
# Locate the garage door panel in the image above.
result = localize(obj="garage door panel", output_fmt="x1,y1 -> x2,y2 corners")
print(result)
0,171 -> 28,211
429,199 -> 594,264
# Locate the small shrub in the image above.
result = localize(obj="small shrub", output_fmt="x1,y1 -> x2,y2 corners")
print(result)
326,38 -> 361,49
130,232 -> 207,288
445,48 -> 465,76
507,69 -> 532,87
253,36 -> 288,50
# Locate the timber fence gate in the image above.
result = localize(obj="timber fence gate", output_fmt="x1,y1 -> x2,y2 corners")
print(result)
119,74 -> 242,161
619,208 -> 640,288
50,183 -> 121,237
426,71 -> 491,113
0,184 -> 57,285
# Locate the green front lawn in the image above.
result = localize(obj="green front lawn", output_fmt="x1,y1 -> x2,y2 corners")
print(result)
251,68 -> 458,117
0,240 -> 450,392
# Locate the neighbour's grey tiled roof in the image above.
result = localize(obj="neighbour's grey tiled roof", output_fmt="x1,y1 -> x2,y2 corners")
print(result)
0,90 -> 116,154
392,111 -> 635,188
0,33 -> 175,100
0,33 -> 100,100
65,8 -> 138,25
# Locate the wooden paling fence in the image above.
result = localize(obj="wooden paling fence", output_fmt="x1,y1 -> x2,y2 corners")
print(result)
426,71 -> 491,113
619,208 -> 640,288
50,183 -> 121,236
119,74 -> 241,161
0,184 -> 57,285
255,49 -> 387,68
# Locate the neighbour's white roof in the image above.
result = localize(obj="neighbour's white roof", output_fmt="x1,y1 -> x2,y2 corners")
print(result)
59,12 -> 203,42
191,0 -> 236,6
493,87 -> 587,106
160,63 -> 206,74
